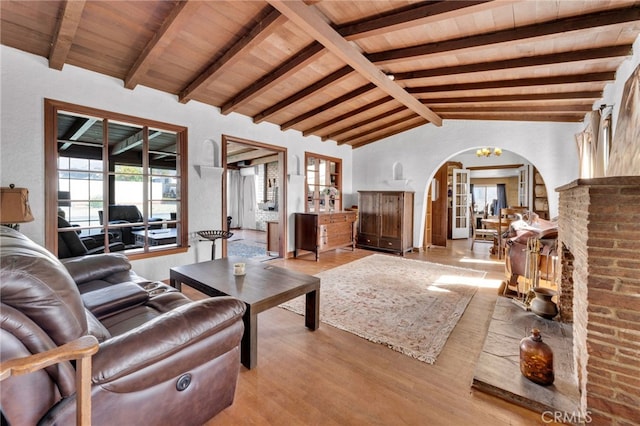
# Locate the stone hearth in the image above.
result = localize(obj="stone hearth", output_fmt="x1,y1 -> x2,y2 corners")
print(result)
473,297 -> 579,418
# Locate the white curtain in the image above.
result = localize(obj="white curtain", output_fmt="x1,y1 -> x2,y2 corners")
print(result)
227,170 -> 241,228
228,169 -> 257,229
575,114 -> 596,179
594,108 -> 612,178
575,132 -> 592,178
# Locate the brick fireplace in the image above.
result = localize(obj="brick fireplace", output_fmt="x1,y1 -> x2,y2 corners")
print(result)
556,177 -> 640,424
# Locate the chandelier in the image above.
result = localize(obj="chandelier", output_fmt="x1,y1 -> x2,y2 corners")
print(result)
476,147 -> 502,157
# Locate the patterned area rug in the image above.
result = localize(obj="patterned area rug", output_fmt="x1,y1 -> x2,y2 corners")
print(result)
227,240 -> 267,259
280,254 -> 486,364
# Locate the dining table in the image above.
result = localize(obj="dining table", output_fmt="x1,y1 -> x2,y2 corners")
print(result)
481,217 -> 513,258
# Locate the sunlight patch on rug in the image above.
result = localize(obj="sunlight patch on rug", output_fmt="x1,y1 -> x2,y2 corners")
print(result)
280,254 -> 486,364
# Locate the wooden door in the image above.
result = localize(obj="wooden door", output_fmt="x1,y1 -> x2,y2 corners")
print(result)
451,169 -> 471,239
379,192 -> 401,240
358,191 -> 379,243
518,165 -> 531,208
431,166 -> 449,246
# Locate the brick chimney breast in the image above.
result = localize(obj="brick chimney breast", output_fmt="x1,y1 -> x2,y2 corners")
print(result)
556,177 -> 640,425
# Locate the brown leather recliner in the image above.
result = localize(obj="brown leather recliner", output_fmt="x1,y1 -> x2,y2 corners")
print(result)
0,226 -> 246,425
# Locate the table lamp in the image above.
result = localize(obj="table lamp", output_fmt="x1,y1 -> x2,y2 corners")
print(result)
0,184 -> 35,231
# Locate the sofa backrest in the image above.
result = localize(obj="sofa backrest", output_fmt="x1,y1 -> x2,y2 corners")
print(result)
0,226 -> 88,346
98,205 -> 143,224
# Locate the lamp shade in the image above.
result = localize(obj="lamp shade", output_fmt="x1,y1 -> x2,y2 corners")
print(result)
0,186 -> 35,224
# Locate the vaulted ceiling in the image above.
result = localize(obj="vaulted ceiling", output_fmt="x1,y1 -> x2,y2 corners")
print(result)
2,0 -> 640,148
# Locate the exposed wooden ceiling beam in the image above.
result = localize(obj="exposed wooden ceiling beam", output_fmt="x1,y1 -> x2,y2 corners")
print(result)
368,6 -> 640,65
336,112 -> 419,145
324,106 -> 408,141
420,91 -> 603,104
253,65 -> 353,124
49,0 -> 85,70
179,6 -> 285,104
339,0 -> 500,40
432,105 -> 593,113
227,147 -> 277,163
220,42 -> 325,115
439,113 -> 585,122
125,0 -> 201,90
408,72 -> 616,94
280,83 -> 376,131
349,118 -> 428,148
303,96 -> 394,137
248,154 -> 279,166
267,0 -> 442,126
394,45 -> 632,82
249,1 -> 505,129
249,13 -> 625,134
467,164 -> 524,171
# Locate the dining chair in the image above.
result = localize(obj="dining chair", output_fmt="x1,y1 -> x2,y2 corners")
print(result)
497,207 -> 526,259
469,206 -> 498,251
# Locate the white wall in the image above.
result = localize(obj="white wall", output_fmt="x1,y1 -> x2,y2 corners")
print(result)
352,119 -> 582,247
0,45 -> 352,280
597,35 -> 640,141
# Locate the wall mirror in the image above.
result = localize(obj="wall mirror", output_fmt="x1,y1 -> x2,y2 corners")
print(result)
305,152 -> 341,213
45,99 -> 188,259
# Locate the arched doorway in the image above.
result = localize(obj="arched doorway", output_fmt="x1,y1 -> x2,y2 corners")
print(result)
424,149 -> 549,248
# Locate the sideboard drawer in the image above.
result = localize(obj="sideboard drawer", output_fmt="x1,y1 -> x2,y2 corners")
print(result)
379,237 -> 401,250
318,214 -> 332,225
329,212 -> 356,223
357,234 -> 379,247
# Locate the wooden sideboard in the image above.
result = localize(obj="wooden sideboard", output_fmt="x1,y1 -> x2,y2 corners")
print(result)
294,211 -> 357,261
357,191 -> 414,256
266,221 -> 279,255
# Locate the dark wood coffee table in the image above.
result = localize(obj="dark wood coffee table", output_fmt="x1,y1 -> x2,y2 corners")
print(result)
169,257 -> 320,369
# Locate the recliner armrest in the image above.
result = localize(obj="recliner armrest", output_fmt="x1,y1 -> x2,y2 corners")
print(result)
62,253 -> 131,285
92,297 -> 245,388
81,282 -> 149,318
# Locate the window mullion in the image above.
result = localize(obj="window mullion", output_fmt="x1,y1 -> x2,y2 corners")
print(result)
103,118 -> 110,243
142,126 -> 150,252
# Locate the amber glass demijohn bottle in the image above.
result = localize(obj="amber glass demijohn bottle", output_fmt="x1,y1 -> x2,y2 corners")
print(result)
519,328 -> 554,386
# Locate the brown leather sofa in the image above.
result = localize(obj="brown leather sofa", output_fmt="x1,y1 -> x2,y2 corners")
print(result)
0,226 -> 246,425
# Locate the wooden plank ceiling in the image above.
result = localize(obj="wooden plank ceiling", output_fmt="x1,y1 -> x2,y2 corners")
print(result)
2,0 -> 640,149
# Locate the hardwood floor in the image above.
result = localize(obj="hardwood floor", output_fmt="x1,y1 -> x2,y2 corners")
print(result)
182,238 -> 548,425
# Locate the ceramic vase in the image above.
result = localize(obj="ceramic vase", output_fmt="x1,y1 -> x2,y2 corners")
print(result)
530,287 -> 558,319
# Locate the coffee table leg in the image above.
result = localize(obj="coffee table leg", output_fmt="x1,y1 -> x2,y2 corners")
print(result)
305,289 -> 319,330
169,273 -> 181,291
241,306 -> 257,369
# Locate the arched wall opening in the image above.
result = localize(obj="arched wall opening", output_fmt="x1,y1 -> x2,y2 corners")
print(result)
420,147 -> 552,249
352,119 -> 581,251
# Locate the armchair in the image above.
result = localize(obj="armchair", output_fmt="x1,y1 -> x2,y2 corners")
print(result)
1,227 -> 246,425
58,216 -> 125,259
98,205 -> 162,246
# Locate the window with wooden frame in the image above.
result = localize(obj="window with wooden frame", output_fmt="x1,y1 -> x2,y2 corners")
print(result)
44,99 -> 188,259
305,152 -> 341,213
